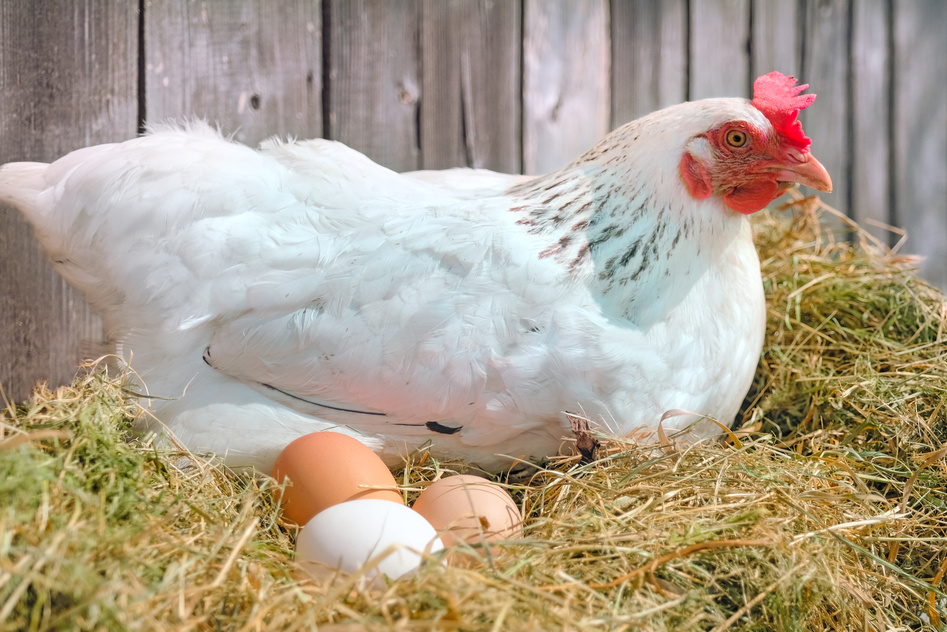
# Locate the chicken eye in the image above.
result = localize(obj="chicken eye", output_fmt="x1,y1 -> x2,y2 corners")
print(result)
726,129 -> 748,148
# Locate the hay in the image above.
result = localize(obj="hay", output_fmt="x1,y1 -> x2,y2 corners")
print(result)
2,198 -> 946,631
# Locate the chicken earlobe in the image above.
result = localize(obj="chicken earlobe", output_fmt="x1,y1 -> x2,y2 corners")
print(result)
679,151 -> 714,200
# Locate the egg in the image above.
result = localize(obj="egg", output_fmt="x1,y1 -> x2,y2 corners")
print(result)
271,431 -> 402,525
411,475 -> 523,548
295,498 -> 444,588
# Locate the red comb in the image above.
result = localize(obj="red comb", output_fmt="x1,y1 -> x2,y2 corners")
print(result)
751,72 -> 816,151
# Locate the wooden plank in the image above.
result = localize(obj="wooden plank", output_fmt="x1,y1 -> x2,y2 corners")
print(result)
893,0 -> 947,289
523,0 -> 610,175
327,0 -> 420,172
419,0 -> 521,172
690,0 -> 751,99
748,0 -> 802,212
850,0 -> 890,244
610,0 -> 688,127
655,0 -> 689,109
145,0 -> 322,146
0,0 -> 136,402
800,0 -> 849,215
750,0 -> 800,80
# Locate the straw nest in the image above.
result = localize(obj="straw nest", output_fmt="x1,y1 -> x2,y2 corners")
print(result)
2,196 -> 946,631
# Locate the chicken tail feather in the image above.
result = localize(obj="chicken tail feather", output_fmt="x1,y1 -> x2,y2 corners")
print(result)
0,162 -> 49,227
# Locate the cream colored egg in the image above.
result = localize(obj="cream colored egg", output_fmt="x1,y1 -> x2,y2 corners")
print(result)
411,475 -> 523,548
295,499 -> 443,589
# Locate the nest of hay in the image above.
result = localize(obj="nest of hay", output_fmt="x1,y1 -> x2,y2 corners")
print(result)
2,197 -> 946,631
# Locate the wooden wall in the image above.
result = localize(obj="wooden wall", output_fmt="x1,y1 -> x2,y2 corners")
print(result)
1,0 -> 945,402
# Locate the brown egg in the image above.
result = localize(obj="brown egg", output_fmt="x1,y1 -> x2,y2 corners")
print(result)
271,432 -> 402,525
411,475 -> 523,548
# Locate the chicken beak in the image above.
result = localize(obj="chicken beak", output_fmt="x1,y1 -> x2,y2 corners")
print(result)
777,154 -> 833,193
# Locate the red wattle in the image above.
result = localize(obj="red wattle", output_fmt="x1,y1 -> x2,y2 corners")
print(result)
723,179 -> 782,214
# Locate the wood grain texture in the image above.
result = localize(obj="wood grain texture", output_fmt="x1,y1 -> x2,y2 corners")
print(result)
850,0 -> 890,244
893,0 -> 947,288
751,0 -> 800,79
419,0 -> 521,172
690,0 -> 751,99
0,0 -> 136,401
801,0 -> 850,214
523,0 -> 610,174
327,0 -> 420,172
145,0 -> 322,146
611,0 -> 688,127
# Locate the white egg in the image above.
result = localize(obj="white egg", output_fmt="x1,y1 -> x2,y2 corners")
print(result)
295,498 -> 444,588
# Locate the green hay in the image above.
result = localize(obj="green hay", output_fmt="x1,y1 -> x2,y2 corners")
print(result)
2,198 -> 945,631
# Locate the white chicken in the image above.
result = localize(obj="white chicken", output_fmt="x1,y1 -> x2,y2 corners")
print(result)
0,72 -> 831,473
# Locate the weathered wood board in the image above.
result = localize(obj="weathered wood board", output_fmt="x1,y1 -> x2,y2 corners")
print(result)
850,0 -> 891,245
690,0 -> 751,99
145,0 -> 323,145
419,0 -> 521,172
802,0 -> 850,215
523,0 -> 610,174
751,0 -> 801,80
893,0 -> 947,288
327,0 -> 420,172
0,0 -> 137,402
611,0 -> 687,126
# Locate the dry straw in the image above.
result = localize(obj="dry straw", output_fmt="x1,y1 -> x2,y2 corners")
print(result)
2,196 -> 945,631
